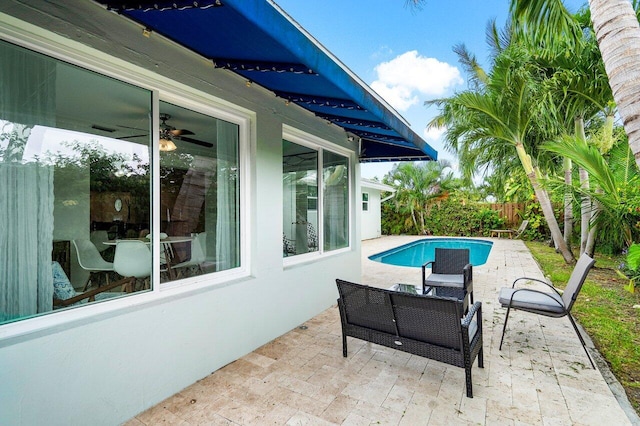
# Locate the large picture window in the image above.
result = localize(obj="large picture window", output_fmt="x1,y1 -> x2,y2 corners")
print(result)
0,39 -> 243,326
0,40 -> 152,324
282,136 -> 349,258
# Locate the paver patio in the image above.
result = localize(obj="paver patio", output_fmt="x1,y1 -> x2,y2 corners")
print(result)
125,236 -> 638,425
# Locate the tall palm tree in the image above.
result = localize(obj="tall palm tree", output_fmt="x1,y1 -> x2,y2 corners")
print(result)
512,1 -> 619,254
510,0 -> 640,170
429,45 -> 576,263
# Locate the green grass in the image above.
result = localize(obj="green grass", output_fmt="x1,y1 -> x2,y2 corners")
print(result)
525,241 -> 640,413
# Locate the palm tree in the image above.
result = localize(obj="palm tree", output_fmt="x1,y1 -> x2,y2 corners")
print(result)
511,1 -> 620,254
429,45 -> 575,263
510,0 -> 640,170
543,135 -> 640,249
384,160 -> 456,234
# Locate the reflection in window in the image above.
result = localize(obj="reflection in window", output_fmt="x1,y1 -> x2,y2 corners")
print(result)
282,139 -> 349,257
0,39 -> 151,325
362,192 -> 369,211
282,140 -> 318,256
158,101 -> 240,283
323,151 -> 349,251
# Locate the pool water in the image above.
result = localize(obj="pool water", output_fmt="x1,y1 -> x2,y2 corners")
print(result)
369,238 -> 493,268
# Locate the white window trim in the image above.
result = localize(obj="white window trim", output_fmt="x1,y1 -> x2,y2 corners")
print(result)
0,13 -> 254,340
282,125 -> 352,267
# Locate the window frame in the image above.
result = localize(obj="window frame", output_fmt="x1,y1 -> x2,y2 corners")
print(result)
0,16 -> 253,338
282,125 -> 352,266
362,192 -> 369,211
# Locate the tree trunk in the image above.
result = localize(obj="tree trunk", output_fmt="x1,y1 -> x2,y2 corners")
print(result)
575,118 -> 590,255
410,208 -> 419,234
590,0 -> 640,169
563,156 -> 573,248
579,167 -> 591,255
585,200 -> 600,257
515,143 -> 575,263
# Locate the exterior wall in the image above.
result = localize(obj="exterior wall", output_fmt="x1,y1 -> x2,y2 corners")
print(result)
0,4 -> 362,425
361,188 -> 384,240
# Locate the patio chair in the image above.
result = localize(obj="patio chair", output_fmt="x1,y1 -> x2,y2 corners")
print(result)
491,220 -> 529,239
498,253 -> 596,368
422,248 -> 473,309
72,239 -> 114,291
52,261 -> 130,308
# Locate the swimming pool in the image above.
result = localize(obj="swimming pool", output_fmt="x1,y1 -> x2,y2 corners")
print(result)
369,238 -> 493,268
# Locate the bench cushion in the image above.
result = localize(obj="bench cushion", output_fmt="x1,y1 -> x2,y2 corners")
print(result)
499,287 -> 565,313
425,273 -> 464,288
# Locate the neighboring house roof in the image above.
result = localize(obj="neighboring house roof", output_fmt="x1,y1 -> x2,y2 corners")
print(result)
97,0 -> 438,163
361,178 -> 395,193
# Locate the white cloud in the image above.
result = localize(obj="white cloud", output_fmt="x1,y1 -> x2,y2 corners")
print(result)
371,50 -> 462,111
423,125 -> 446,141
370,45 -> 393,60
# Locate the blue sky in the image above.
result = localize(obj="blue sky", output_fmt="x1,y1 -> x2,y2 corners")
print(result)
274,0 -> 585,180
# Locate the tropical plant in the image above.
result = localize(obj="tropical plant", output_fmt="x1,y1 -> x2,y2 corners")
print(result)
543,135 -> 640,251
383,160 -> 457,234
510,0 -> 640,172
427,43 -> 575,263
616,243 -> 640,292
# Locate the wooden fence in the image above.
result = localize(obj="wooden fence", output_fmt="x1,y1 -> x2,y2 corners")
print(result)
487,203 -> 526,227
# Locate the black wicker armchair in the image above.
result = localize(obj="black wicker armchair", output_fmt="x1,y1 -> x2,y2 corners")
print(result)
422,248 -> 473,308
336,279 -> 484,398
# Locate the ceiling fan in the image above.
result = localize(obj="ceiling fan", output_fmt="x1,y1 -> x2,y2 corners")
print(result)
115,113 -> 213,150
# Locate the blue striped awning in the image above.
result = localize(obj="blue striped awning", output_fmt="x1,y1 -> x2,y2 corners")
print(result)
97,0 -> 437,162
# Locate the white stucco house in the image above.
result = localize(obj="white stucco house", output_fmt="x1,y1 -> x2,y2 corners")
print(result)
361,178 -> 395,240
0,1 -> 437,424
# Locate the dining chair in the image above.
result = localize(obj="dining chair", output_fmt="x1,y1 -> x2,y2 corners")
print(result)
90,230 -> 110,253
113,240 -> 152,291
72,239 -> 114,291
172,232 -> 208,277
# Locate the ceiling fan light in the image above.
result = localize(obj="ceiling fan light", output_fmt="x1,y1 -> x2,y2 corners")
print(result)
159,137 -> 177,152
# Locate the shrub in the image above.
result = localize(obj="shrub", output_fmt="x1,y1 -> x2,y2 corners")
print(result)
382,199 -> 506,237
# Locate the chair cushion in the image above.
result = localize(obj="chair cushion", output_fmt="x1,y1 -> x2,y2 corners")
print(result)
499,287 -> 565,313
94,292 -> 126,302
52,261 -> 77,301
425,273 -> 464,288
468,320 -> 478,343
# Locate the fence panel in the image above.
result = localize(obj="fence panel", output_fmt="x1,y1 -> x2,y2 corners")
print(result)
488,203 -> 525,227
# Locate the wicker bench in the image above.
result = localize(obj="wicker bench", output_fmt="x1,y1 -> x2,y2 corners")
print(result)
336,279 -> 484,397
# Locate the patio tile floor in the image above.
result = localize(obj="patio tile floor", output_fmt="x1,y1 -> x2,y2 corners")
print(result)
125,236 -> 638,425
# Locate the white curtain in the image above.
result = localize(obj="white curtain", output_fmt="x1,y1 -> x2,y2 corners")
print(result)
214,121 -> 239,270
0,40 -> 56,320
323,161 -> 348,251
0,163 -> 54,318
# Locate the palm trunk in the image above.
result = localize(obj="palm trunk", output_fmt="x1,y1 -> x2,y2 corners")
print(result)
590,0 -> 640,169
584,115 -> 613,256
579,167 -> 590,255
585,195 -> 601,257
410,208 -> 419,234
563,156 -> 573,248
575,118 -> 590,255
515,143 -> 575,263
